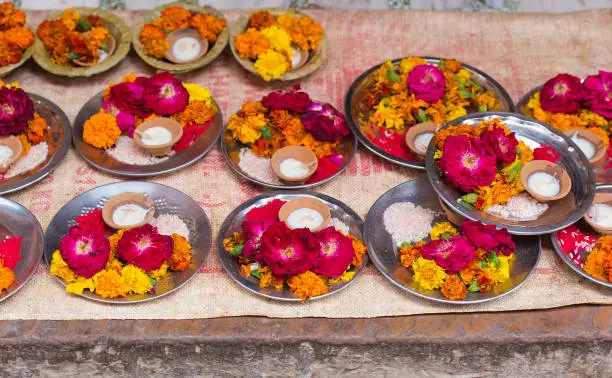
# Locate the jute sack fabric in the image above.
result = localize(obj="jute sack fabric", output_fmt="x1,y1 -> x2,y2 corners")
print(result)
1,9 -> 611,319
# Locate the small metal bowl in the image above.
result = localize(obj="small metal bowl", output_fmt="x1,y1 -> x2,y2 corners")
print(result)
426,112 -> 595,235
364,178 -> 541,304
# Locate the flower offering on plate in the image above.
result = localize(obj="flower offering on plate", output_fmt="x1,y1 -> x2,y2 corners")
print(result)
33,7 -> 130,77
0,80 -> 71,195
552,184 -> 612,288
45,181 -> 212,303
135,2 -> 228,73
426,113 -> 595,235
364,178 -> 540,304
230,8 -> 327,81
0,2 -> 34,76
345,57 -> 514,168
74,72 -> 222,177
0,197 -> 44,302
218,192 -> 368,302
222,86 -> 356,188
518,71 -> 612,182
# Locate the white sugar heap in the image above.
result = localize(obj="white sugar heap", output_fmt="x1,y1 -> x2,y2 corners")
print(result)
383,201 -> 437,247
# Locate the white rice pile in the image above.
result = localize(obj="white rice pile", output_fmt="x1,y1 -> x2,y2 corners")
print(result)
486,193 -> 548,221
237,148 -> 282,185
107,136 -> 173,165
330,217 -> 350,234
383,201 -> 437,247
150,214 -> 190,241
5,142 -> 48,179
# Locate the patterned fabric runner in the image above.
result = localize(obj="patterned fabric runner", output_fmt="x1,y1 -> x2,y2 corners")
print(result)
1,9 -> 611,319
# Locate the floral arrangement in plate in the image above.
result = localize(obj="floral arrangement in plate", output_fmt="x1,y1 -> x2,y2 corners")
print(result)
526,71 -> 611,169
222,199 -> 367,301
395,219 -> 516,300
233,10 -> 324,81
432,118 -> 563,220
0,81 -> 52,181
139,5 -> 226,62
0,2 -> 34,68
82,72 -> 217,165
355,57 -> 503,161
225,86 -> 351,186
49,208 -> 193,299
0,236 -> 21,293
556,224 -> 611,284
36,8 -> 115,67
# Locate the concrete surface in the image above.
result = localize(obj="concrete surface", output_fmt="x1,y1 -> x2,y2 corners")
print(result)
0,305 -> 610,377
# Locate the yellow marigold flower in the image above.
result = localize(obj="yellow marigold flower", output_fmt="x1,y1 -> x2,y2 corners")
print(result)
0,266 -> 15,292
108,229 -> 127,258
398,57 -> 427,74
93,269 -> 129,299
260,25 -> 293,57
373,60 -> 395,83
254,49 -> 289,81
227,113 -> 267,144
287,270 -> 329,301
170,234 -> 192,271
50,250 -> 76,284
412,257 -> 448,290
222,232 -> 244,253
328,270 -> 356,285
16,133 -> 31,156
433,150 -> 443,160
579,109 -> 609,128
66,277 -> 94,295
121,265 -> 153,295
61,8 -> 79,31
492,254 -> 514,283
258,266 -> 274,289
455,68 -> 472,84
83,112 -> 121,150
444,104 -> 467,123
587,127 -> 610,147
430,222 -> 458,240
371,101 -> 404,131
183,83 -> 215,109
88,26 -> 109,49
105,257 -> 123,273
474,92 -> 499,111
516,141 -> 534,165
147,262 -> 169,280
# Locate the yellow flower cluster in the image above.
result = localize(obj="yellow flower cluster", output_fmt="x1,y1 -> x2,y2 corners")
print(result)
429,222 -> 458,240
412,256 -> 448,290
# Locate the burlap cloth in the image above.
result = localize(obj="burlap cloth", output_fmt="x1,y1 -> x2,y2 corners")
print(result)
1,9 -> 611,320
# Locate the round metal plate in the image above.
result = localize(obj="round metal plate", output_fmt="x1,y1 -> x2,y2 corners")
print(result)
73,91 -> 223,177
345,56 -> 515,170
220,122 -> 358,190
551,184 -> 612,289
426,112 -> 596,235
217,191 -> 368,302
0,197 -> 44,303
44,181 -> 212,304
364,178 -> 541,304
0,93 -> 72,195
517,85 -> 612,183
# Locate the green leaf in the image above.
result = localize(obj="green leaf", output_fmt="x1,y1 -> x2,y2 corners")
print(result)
440,232 -> 454,240
387,69 -> 401,83
230,244 -> 244,256
488,252 -> 500,269
506,163 -> 523,182
67,52 -> 82,60
250,269 -> 261,279
470,79 -> 482,89
462,193 -> 478,204
437,60 -> 445,69
478,261 -> 488,269
261,125 -> 272,141
100,43 -> 109,53
77,17 -> 92,31
149,278 -> 157,286
417,108 -> 428,123
602,123 -> 610,131
467,281 -> 481,292
400,242 -> 412,248
515,146 -> 521,154
477,104 -> 488,112
459,88 -> 476,99
461,201 -> 475,211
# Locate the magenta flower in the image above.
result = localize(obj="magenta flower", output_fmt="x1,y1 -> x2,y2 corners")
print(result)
539,73 -> 582,114
481,127 -> 518,164
420,236 -> 475,274
260,85 -> 313,113
461,220 -> 516,256
438,135 -> 496,192
300,102 -> 350,142
311,227 -> 355,278
242,220 -> 275,260
59,227 -> 110,278
259,222 -> 318,277
116,224 -> 173,271
407,64 -> 446,103
109,77 -> 153,118
582,70 -> 612,118
144,72 -> 189,116
103,100 -> 137,137
0,86 -> 34,136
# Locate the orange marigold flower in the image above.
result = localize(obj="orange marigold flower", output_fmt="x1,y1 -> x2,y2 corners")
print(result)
0,2 -> 26,31
83,112 -> 121,150
60,8 -> 80,31
16,133 -> 31,156
459,258 -> 479,285
222,232 -> 244,253
0,35 -> 22,66
3,27 -> 34,50
287,270 -> 328,301
258,266 -> 273,288
350,236 -> 367,268
239,101 -> 267,117
190,13 -> 226,43
399,241 -> 424,268
441,275 -> 467,300
170,234 -> 192,271
584,235 -> 612,282
108,229 -> 127,259
234,28 -> 270,59
140,24 -> 169,59
443,59 -> 462,73
93,269 -> 129,299
248,11 -> 276,30
587,127 -> 610,147
154,6 -> 191,32
284,16 -> 324,51
0,266 -> 15,292
433,124 -> 478,150
239,264 -> 251,277
26,113 -> 48,144
173,101 -> 215,126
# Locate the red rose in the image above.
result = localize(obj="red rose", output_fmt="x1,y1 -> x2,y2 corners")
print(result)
109,78 -> 153,118
261,85 -> 313,113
